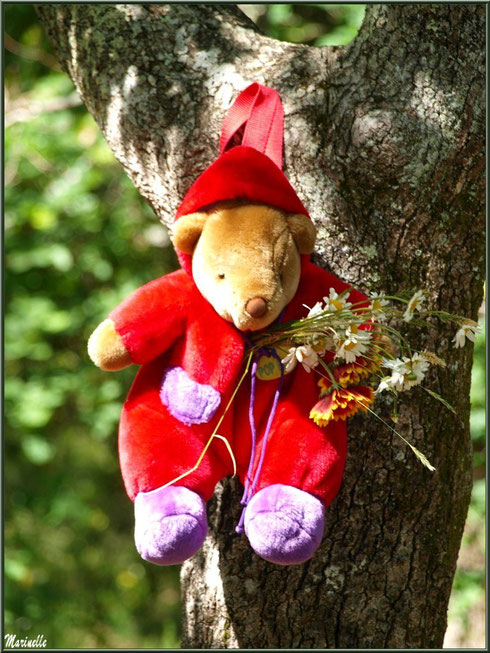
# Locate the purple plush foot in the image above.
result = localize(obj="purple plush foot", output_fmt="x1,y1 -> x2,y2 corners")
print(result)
244,484 -> 325,565
134,486 -> 207,565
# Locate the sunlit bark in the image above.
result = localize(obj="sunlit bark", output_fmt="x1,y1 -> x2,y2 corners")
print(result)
38,4 -> 485,647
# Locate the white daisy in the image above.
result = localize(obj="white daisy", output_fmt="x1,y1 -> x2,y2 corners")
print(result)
323,288 -> 352,313
453,322 -> 480,348
335,325 -> 372,363
281,345 -> 319,373
382,353 -> 430,391
369,292 -> 389,322
376,377 -> 396,394
304,301 -> 324,318
383,358 -> 410,390
403,290 -> 425,322
281,348 -> 298,374
295,345 -> 319,372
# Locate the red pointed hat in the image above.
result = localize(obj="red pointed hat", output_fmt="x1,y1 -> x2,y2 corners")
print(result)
175,83 -> 310,273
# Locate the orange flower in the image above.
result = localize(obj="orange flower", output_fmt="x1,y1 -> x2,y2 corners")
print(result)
318,376 -> 334,395
310,386 -> 375,426
317,358 -> 381,394
336,357 -> 381,387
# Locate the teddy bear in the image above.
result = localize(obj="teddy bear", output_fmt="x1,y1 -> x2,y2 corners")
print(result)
88,83 -> 368,566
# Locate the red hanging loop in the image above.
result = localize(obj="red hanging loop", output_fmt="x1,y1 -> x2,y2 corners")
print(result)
219,83 -> 284,171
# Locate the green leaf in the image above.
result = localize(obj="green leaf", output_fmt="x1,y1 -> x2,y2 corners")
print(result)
268,4 -> 294,26
470,408 -> 485,442
21,435 -> 56,465
5,558 -> 31,583
315,24 -> 358,46
7,243 -> 73,273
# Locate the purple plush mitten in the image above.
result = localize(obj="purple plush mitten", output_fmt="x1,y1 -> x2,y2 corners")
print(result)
134,485 -> 207,565
244,484 -> 325,565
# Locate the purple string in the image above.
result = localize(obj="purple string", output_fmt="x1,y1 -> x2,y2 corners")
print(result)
240,358 -> 258,506
248,349 -> 284,498
236,348 -> 285,534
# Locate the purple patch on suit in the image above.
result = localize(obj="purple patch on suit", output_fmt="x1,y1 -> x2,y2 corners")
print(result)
159,366 -> 221,426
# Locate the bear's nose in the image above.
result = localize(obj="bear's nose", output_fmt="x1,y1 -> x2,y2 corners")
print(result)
246,297 -> 268,319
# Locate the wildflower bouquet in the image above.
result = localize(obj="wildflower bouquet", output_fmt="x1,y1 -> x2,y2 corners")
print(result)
247,288 -> 480,471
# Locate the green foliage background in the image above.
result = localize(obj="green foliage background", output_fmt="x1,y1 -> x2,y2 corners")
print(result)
4,4 -> 485,649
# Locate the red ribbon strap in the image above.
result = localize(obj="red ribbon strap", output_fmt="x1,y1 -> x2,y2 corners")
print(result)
219,83 -> 284,171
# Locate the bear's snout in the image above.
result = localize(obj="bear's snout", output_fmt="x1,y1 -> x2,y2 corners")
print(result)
246,297 -> 268,319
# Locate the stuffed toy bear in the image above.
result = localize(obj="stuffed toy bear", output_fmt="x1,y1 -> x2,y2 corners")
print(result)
88,83 -> 368,566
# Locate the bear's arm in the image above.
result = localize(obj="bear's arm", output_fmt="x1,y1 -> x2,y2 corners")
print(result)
89,270 -> 191,370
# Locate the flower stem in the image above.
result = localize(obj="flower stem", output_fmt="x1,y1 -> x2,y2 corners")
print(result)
362,403 -> 436,471
161,351 -> 254,489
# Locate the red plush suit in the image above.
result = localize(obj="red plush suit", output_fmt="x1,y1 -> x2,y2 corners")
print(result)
112,260 -> 366,505
104,84 -> 368,565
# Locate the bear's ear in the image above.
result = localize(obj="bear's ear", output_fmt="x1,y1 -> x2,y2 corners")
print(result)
171,212 -> 209,254
286,214 -> 317,254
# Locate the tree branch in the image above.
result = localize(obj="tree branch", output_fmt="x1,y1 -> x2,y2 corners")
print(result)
5,90 -> 82,127
37,3 -> 485,648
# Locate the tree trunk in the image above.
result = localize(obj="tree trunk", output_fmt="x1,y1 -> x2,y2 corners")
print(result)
37,4 -> 485,648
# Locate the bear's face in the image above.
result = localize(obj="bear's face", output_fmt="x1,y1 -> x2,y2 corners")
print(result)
172,202 -> 316,331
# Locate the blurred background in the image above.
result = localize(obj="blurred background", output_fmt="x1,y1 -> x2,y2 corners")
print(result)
4,4 -> 485,649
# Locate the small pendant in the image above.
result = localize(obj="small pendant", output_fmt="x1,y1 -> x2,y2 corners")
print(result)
255,345 -> 292,381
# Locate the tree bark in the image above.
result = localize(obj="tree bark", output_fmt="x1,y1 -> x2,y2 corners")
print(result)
37,4 -> 485,648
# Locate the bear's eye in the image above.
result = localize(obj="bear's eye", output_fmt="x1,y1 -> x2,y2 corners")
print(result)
217,273 -> 225,280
